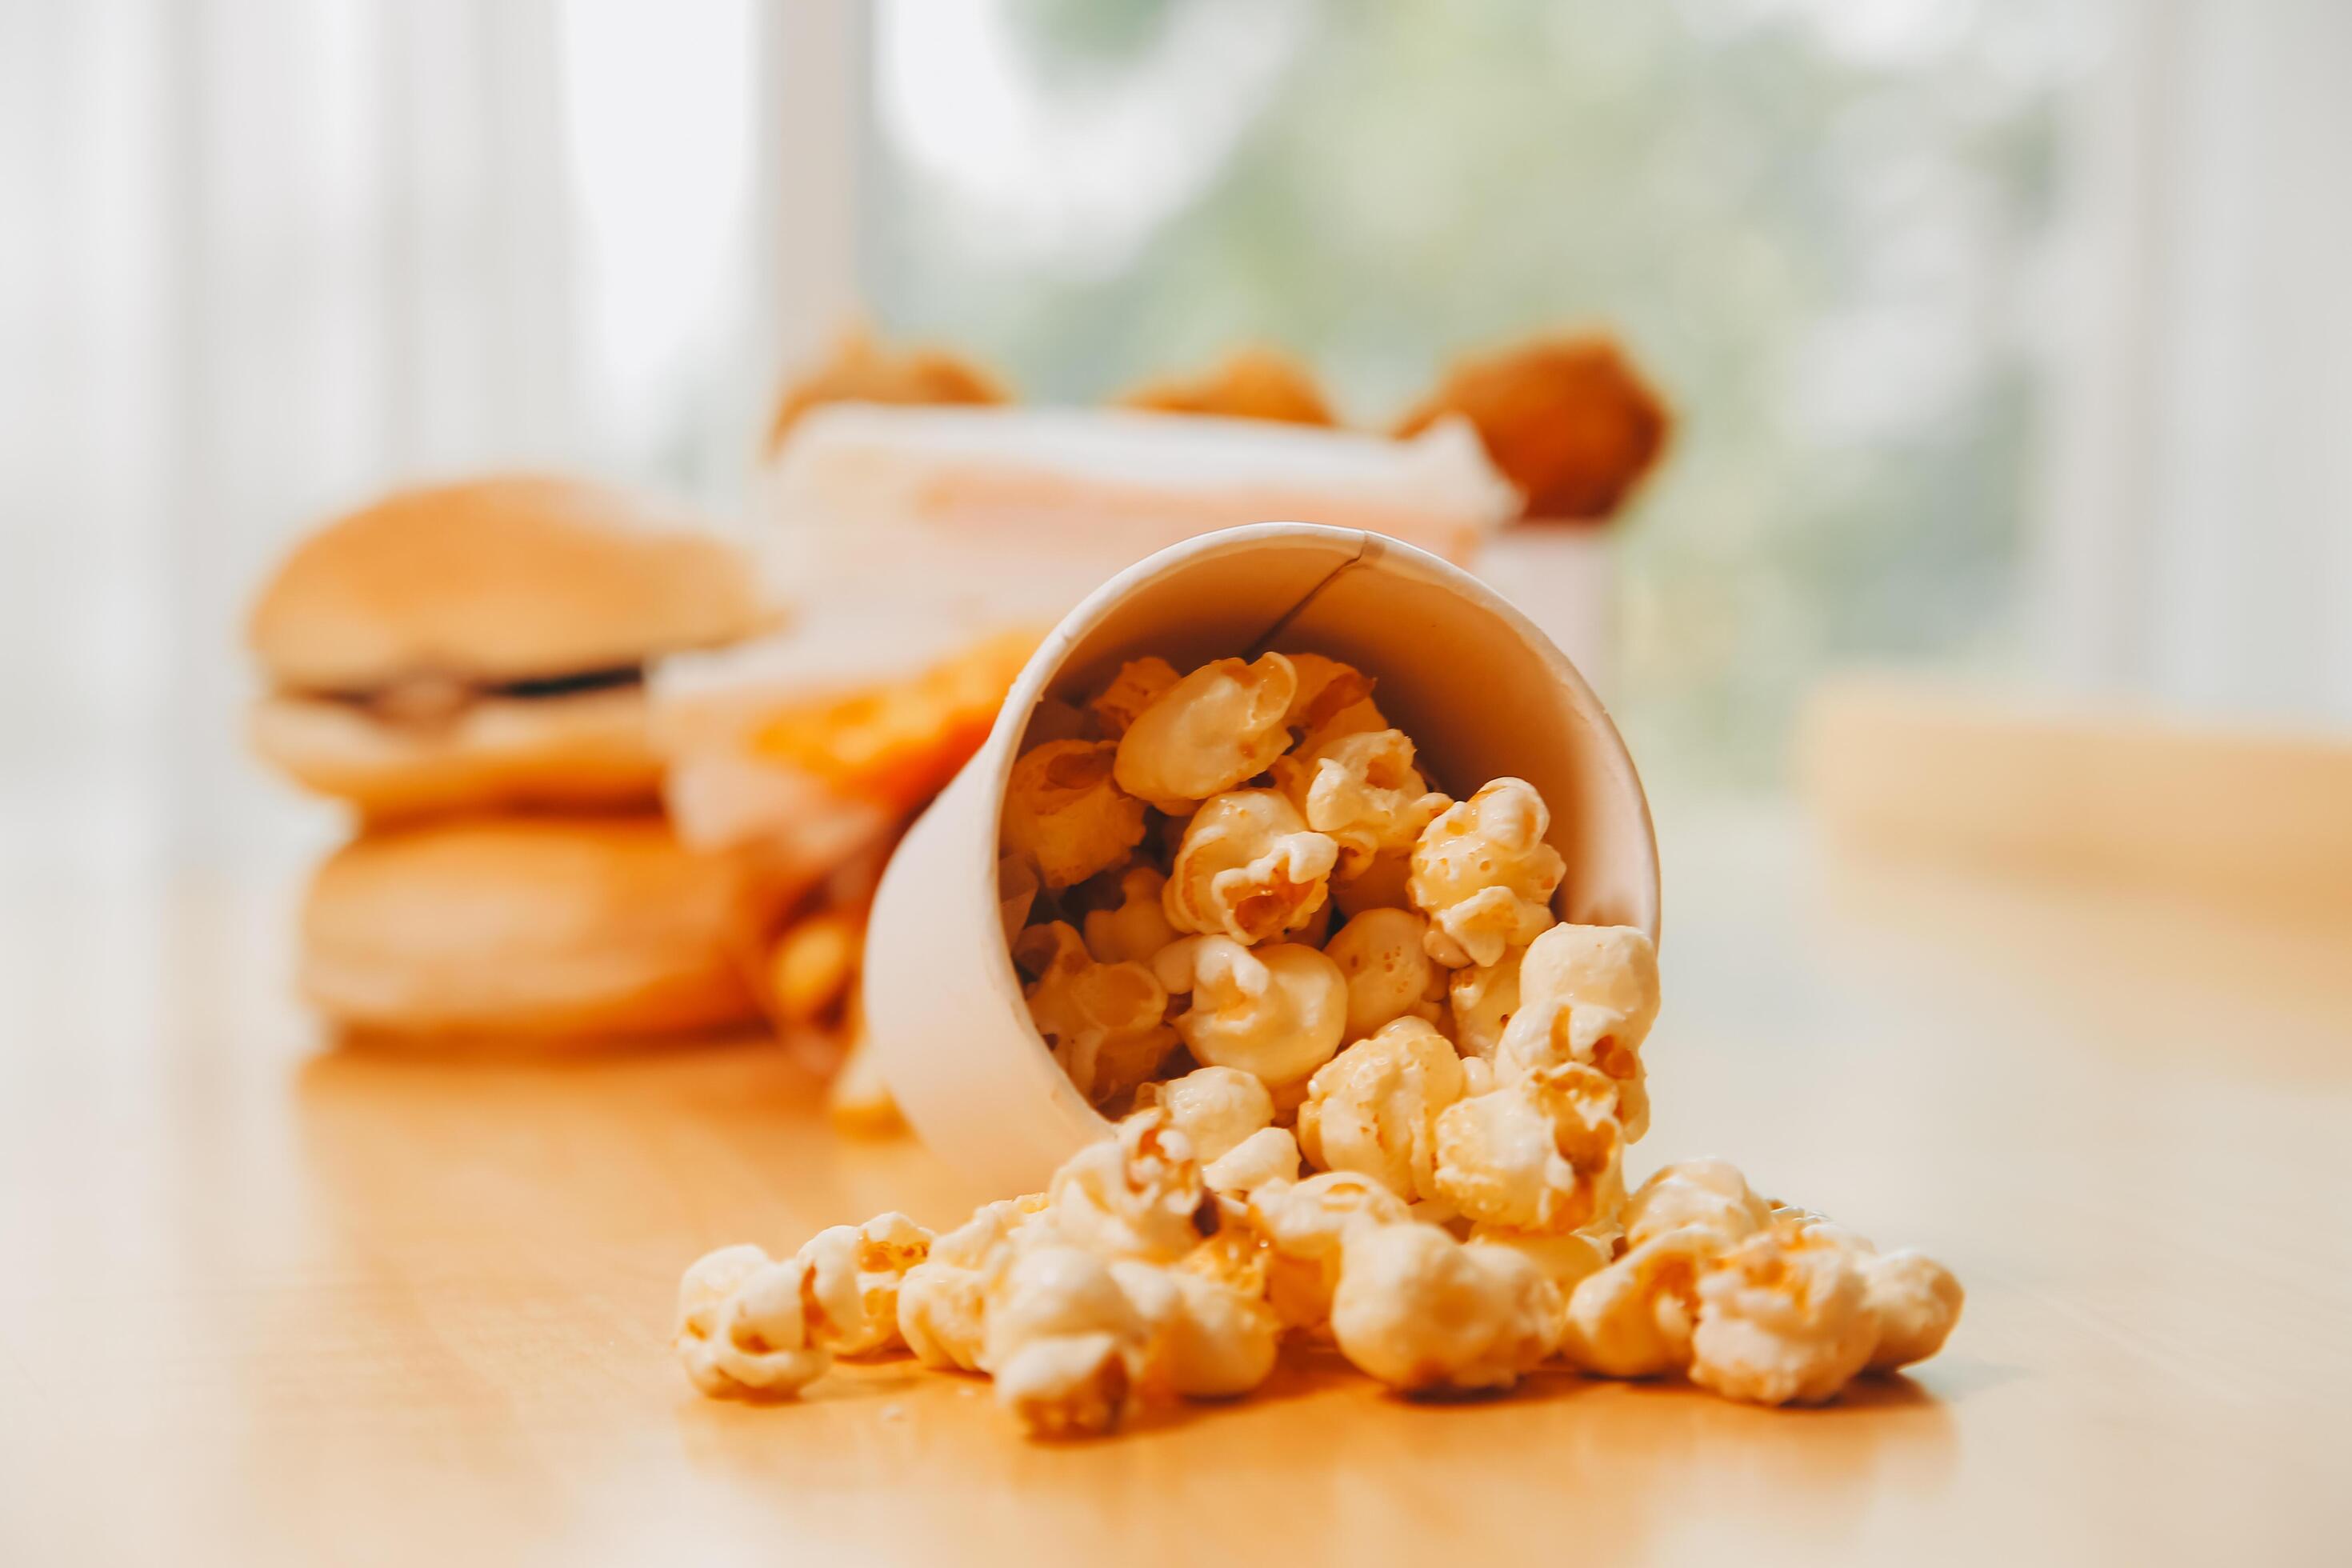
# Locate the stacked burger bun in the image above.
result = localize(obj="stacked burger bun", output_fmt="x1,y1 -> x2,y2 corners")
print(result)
249,478 -> 773,1047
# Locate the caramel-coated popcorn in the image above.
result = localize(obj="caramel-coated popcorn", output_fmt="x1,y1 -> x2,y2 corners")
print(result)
1689,1220 -> 1880,1406
1164,790 -> 1338,944
1861,1248 -> 1966,1372
1083,865 -> 1180,965
1202,1126 -> 1302,1194
796,1211 -> 934,1356
1002,738 -> 1148,889
1448,948 -> 1522,1060
897,1196 -> 1045,1372
1621,1158 -> 1771,1250
1409,778 -> 1566,968
1015,922 -> 1177,1106
1433,1060 -> 1626,1234
1142,1064 -> 1274,1162
1114,653 -> 1298,812
1559,1224 -> 1718,1379
1330,1222 -> 1561,1394
1087,656 -> 1180,740
1247,1170 -> 1414,1330
1322,908 -> 1448,1040
1276,728 -> 1450,875
1154,935 -> 1348,1086
1044,1107 -> 1213,1264
1296,1017 -> 1466,1205
1494,922 -> 1660,1138
984,1242 -> 1151,1437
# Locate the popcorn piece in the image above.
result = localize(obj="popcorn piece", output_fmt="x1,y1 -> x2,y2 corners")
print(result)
1323,909 -> 1447,1039
1164,790 -> 1338,945
1494,922 -> 1660,1139
1247,1171 -> 1414,1329
1295,1018 -> 1466,1204
796,1212 -> 934,1357
1331,846 -> 1415,918
1023,696 -> 1090,747
674,1243 -> 778,1396
1142,1065 -> 1274,1162
1002,739 -> 1148,889
826,1027 -> 902,1135
898,1196 -> 1046,1372
984,1243 -> 1151,1438
1154,936 -> 1349,1087
1278,729 -> 1450,875
1114,654 -> 1299,813
997,851 -> 1040,943
1433,1061 -> 1626,1234
1202,1126 -> 1302,1195
1281,654 -> 1386,754
1861,1248 -> 1965,1372
1622,1158 -> 1771,1250
1559,1225 -> 1720,1379
1087,656 -> 1180,740
1110,1256 -> 1282,1400
1083,866 -> 1180,965
1045,1107 -> 1214,1264
768,909 -> 861,1029
1409,778 -> 1566,968
1448,949 -> 1522,1060
1016,922 -> 1178,1106
1466,1225 -> 1614,1296
1689,1221 -> 1880,1406
1330,1222 -> 1562,1394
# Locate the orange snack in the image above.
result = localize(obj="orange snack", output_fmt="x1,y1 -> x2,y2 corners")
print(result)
749,627 -> 1042,818
1394,334 -> 1669,521
1115,346 -> 1336,427
766,328 -> 1010,453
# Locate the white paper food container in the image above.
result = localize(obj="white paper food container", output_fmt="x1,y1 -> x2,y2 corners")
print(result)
864,522 -> 1660,1199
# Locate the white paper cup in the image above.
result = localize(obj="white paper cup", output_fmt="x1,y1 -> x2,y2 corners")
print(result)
864,522 -> 1660,1199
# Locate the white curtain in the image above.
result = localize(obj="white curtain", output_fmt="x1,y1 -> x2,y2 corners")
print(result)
2035,0 -> 2352,730
0,0 -> 820,879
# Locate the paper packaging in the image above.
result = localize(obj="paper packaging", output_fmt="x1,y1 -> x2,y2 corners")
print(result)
864,522 -> 1660,1199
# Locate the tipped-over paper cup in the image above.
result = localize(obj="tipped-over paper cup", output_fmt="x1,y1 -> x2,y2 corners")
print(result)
864,522 -> 1659,1198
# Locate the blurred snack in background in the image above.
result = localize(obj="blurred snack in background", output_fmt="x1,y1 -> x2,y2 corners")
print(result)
246,478 -> 767,821
1397,332 -> 1669,522
248,478 -> 771,1047
1114,345 -> 1337,426
302,816 -> 758,1045
764,326 -> 1010,454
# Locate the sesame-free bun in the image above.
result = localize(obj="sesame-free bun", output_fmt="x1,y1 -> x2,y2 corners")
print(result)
300,815 -> 762,1044
249,476 -> 764,690
250,686 -> 662,821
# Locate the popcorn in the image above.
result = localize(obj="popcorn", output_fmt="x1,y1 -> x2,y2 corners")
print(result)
1202,1126 -> 1302,1194
1447,948 -> 1522,1060
997,851 -> 1040,943
1142,1065 -> 1273,1162
1246,1170 -> 1414,1329
1330,846 -> 1415,918
1621,1158 -> 1771,1250
673,1246 -> 835,1398
1465,1225 -> 1615,1296
1322,908 -> 1448,1039
1154,935 -> 1349,1087
1689,1220 -> 1880,1406
1280,653 -> 1384,749
1111,1255 -> 1282,1400
1494,922 -> 1661,1139
983,1242 -> 1150,1437
1432,1060 -> 1626,1234
1163,790 -> 1338,945
1114,653 -> 1298,813
1277,728 -> 1450,876
1558,1225 -> 1719,1379
1330,1222 -> 1561,1394
1082,866 -> 1180,965
1015,922 -> 1177,1106
898,1196 -> 1046,1372
1002,738 -> 1148,889
1408,778 -> 1566,968
1043,1107 -> 1214,1264
1086,656 -> 1180,739
795,1211 -> 934,1356
1861,1248 -> 1966,1372
1295,1017 -> 1466,1205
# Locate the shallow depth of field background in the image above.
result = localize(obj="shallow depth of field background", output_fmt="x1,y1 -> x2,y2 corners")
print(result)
2,0 -> 2346,885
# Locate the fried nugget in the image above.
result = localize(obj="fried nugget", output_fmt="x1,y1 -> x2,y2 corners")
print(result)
1115,346 -> 1337,427
766,327 -> 1010,452
1395,334 -> 1669,520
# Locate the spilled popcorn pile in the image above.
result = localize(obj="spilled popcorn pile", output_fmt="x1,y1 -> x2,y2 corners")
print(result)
674,651 -> 1962,1435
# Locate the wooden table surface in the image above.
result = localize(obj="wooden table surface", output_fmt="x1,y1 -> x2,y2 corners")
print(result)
3,813 -> 2348,1566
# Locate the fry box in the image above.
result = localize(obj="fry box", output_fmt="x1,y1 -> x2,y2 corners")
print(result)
865,522 -> 1659,1198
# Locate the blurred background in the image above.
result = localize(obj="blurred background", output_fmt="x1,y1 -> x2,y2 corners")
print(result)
3,0 -> 2347,889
